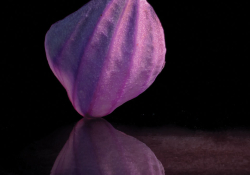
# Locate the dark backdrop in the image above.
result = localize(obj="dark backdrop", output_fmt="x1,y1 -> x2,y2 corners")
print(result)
1,0 -> 249,174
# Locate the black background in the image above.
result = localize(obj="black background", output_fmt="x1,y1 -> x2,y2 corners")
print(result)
1,0 -> 249,174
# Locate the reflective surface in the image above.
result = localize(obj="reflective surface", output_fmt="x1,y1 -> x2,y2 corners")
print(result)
50,118 -> 164,175
17,119 -> 250,175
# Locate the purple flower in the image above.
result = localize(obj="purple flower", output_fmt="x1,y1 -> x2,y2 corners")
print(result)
45,0 -> 166,117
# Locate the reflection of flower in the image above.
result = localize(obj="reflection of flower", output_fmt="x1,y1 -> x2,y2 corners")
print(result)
51,118 -> 165,175
45,0 -> 166,118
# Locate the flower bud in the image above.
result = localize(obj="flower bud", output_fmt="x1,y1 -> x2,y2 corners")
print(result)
45,0 -> 166,117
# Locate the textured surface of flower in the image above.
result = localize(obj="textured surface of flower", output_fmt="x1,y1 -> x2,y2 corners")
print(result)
45,0 -> 166,117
